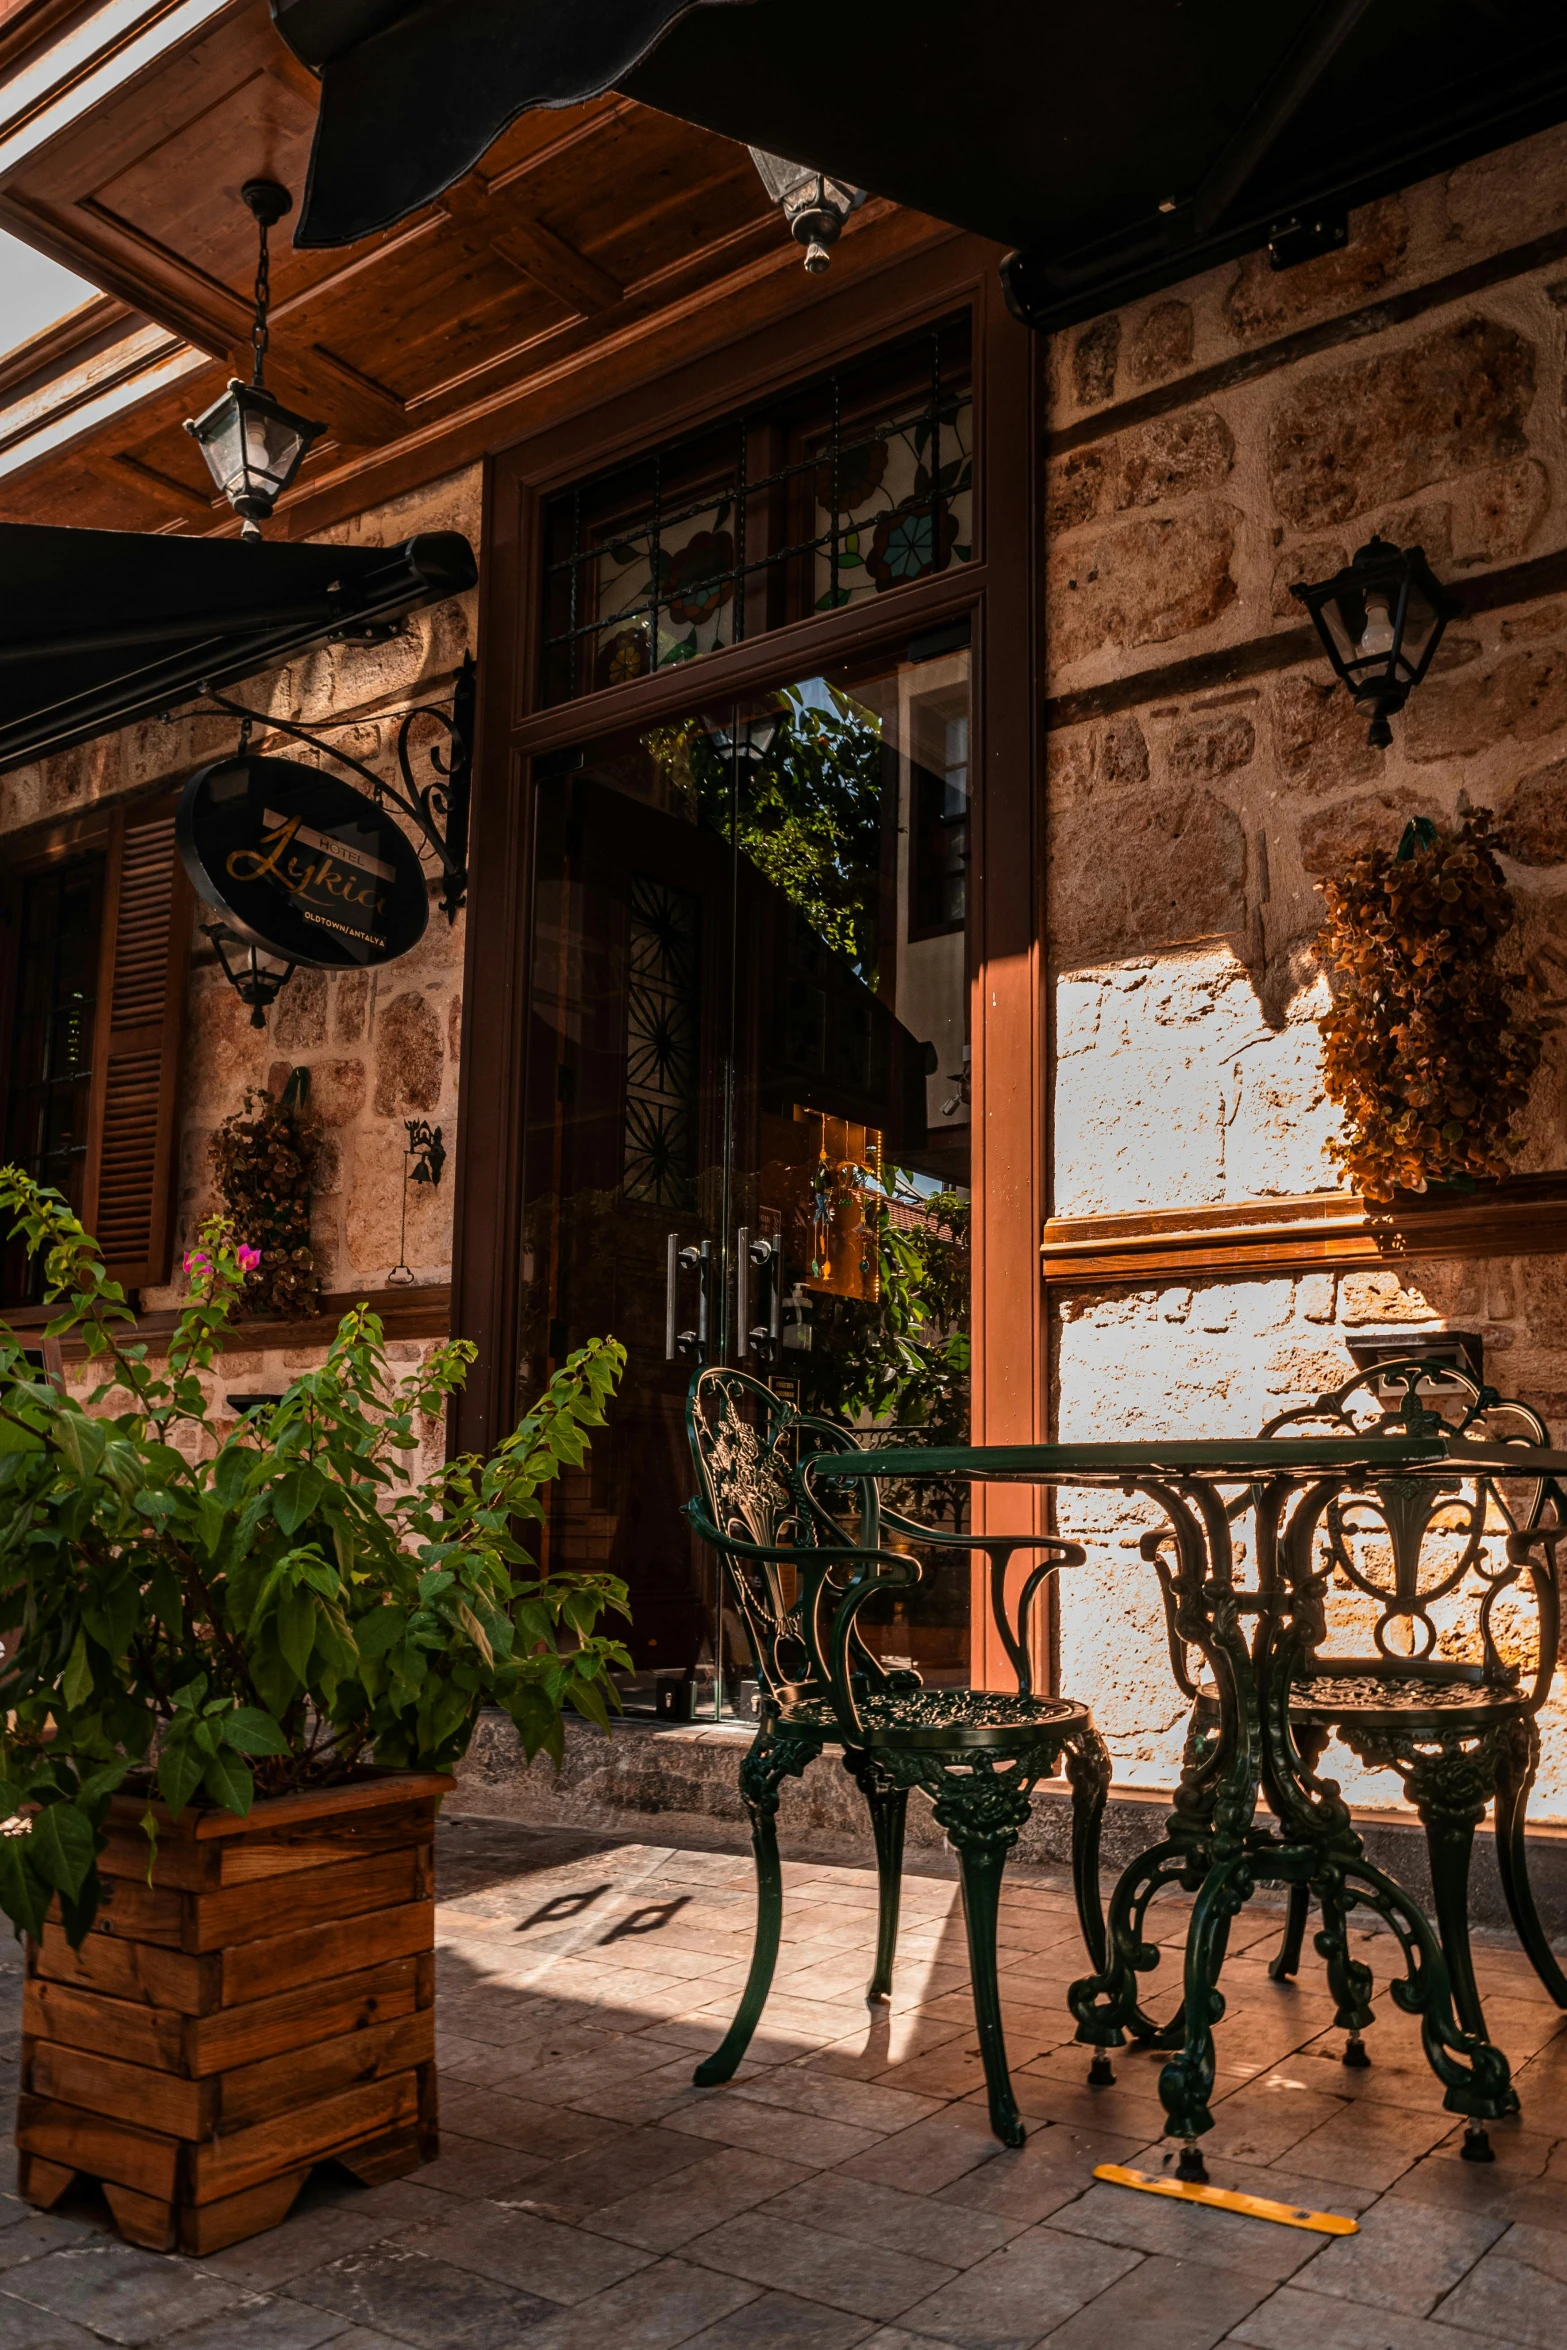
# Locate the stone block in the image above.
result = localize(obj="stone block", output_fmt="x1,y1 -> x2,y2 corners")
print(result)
333,970 -> 369,1042
1046,444 -> 1113,534
1049,784 -> 1247,964
1116,407 -> 1234,508
1127,297 -> 1193,385
1271,538 -> 1346,618
1047,502 -> 1237,667
1071,315 -> 1120,408
1339,1271 -> 1439,1325
272,971 -> 328,1052
448,992 -> 462,1068
1266,314 -> 1536,531
1446,117 -> 1567,247
310,1058 -> 369,1126
1167,709 -> 1255,780
1495,758 -> 1567,864
1405,643 -> 1567,762
373,991 -> 444,1117
1222,196 -> 1409,345
1298,788 -> 1443,877
1456,456 -> 1551,565
1271,673 -> 1384,794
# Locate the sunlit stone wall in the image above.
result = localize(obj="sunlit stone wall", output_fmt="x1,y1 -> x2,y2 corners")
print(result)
1045,122 -> 1567,1819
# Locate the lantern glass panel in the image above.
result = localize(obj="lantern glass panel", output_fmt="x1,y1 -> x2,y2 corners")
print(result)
1320,587 -> 1365,672
1398,578 -> 1441,679
192,397 -> 247,501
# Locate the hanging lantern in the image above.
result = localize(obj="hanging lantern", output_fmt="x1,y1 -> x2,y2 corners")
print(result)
184,180 -> 322,540
1290,535 -> 1461,749
201,922 -> 297,1030
748,149 -> 866,272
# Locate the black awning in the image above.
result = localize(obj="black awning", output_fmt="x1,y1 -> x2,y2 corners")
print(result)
272,0 -> 1567,332
0,525 -> 476,775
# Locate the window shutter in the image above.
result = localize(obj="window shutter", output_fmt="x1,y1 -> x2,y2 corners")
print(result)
81,796 -> 192,1292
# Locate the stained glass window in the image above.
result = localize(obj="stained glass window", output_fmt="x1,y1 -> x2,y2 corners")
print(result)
622,874 -> 700,1208
539,316 -> 971,706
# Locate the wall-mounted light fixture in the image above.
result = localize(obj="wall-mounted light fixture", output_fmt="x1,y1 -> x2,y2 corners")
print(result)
184,180 -> 323,540
748,148 -> 866,272
1290,535 -> 1461,749
201,921 -> 297,1030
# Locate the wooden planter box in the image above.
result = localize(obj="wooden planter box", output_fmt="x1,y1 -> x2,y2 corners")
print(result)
16,1769 -> 451,2256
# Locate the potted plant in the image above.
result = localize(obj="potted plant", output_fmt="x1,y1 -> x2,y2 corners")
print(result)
0,1171 -> 627,2256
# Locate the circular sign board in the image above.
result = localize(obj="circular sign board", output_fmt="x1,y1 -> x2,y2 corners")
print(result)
177,755 -> 428,969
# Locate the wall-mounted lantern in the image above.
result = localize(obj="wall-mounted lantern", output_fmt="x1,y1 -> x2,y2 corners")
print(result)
201,921 -> 297,1031
184,180 -> 323,540
748,148 -> 866,272
1290,535 -> 1461,749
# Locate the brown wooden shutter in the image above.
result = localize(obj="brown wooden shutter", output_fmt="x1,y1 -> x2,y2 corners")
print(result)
81,795 -> 192,1292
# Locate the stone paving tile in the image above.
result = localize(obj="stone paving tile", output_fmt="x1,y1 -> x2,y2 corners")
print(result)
506,2257 -> 759,2350
938,2123 -> 1147,2227
1302,2195 -> 1506,2315
764,2173 -> 1024,2268
678,2288 -> 874,2349
391,2196 -> 654,2303
894,2222 -> 1141,2350
850,2105 -> 1008,2196
682,2208 -> 959,2322
0,2298 -> 105,2350
161,2295 -> 354,2349
1432,2220 -> 1567,2348
661,2094 -> 885,2169
1226,2279 -> 1521,2349
289,2245 -> 551,2348
1041,2250 -> 1272,2350
0,2240 -> 249,2345
585,2148 -> 817,2254
508,2126 -> 713,2224
729,2068 -> 944,2134
1279,2094 -> 1462,2192
1047,2178 -> 1328,2283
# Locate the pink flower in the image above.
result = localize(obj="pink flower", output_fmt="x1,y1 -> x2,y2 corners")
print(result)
237,1244 -> 262,1273
183,1250 -> 212,1276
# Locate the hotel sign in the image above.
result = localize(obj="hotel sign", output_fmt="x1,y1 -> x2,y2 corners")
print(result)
177,755 -> 428,968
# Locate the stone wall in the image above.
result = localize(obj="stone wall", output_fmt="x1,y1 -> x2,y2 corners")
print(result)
1045,122 -> 1567,1816
0,464 -> 480,1348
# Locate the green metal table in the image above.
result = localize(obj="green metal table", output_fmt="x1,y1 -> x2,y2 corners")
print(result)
807,1431 -> 1567,2168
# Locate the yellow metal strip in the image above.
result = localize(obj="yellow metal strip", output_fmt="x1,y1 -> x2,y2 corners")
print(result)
1092,2164 -> 1359,2236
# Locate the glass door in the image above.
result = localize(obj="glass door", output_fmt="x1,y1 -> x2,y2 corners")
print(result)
517,630 -> 973,1716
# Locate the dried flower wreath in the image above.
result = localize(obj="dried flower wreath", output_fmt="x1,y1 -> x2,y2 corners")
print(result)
1317,809 -> 1545,1205
208,1073 -> 320,1316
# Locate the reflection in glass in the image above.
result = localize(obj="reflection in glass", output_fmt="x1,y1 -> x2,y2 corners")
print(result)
518,639 -> 972,1712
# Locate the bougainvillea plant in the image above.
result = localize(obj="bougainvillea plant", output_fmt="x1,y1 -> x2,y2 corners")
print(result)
0,1169 -> 629,1945
209,1079 -> 318,1316
1317,809 -> 1544,1203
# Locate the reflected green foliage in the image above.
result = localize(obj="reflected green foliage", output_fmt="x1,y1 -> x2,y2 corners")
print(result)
684,689 -> 886,974
799,1181 -> 970,1443
0,1171 -> 630,1947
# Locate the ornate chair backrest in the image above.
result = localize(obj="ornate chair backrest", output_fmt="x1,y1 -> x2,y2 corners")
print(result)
1258,1358 -> 1559,1698
685,1367 -> 864,1701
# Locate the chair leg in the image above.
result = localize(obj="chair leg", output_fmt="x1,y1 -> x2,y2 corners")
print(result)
933,1772 -> 1033,2149
1494,1718 -> 1567,2008
1065,1724 -> 1112,1976
845,1752 -> 907,2004
1269,1883 -> 1311,1982
1411,1763 -> 1488,2044
694,1722 -> 821,2088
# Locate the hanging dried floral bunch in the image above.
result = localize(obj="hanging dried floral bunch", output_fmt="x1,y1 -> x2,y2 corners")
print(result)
208,1076 -> 320,1316
1317,809 -> 1543,1204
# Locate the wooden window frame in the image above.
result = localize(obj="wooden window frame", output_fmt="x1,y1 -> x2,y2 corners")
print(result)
0,791 -> 192,1317
451,233 -> 1043,1688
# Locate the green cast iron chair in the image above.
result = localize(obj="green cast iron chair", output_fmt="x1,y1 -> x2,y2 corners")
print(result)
683,1366 -> 1113,2148
1173,1358 -> 1566,2065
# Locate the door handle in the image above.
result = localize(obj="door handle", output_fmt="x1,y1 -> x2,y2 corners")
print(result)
667,1235 -> 711,1362
737,1228 -> 779,1362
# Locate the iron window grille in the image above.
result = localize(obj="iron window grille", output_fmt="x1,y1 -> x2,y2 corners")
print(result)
540,315 -> 972,707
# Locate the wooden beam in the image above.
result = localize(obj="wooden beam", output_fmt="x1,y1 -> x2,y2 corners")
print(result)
80,448 -> 214,521
441,175 -> 622,316
225,342 -> 404,447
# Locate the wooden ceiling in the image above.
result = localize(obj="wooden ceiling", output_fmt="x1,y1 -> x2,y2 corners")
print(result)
0,0 -> 941,541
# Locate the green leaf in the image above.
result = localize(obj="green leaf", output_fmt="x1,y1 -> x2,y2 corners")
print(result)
355,1605 -> 408,1659
222,1707 -> 288,1756
28,1802 -> 95,1899
276,1586 -> 317,1683
60,1630 -> 92,1713
275,1466 -> 326,1538
157,1739 -> 206,1821
0,1839 -> 50,1940
201,1748 -> 253,1817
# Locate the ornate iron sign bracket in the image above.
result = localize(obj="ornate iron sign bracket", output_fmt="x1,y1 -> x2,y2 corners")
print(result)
192,650 -> 474,923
